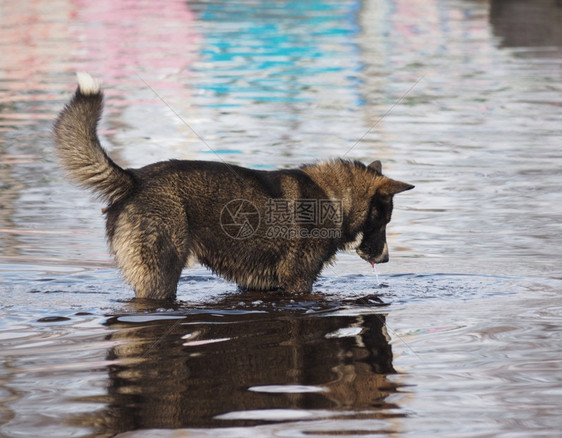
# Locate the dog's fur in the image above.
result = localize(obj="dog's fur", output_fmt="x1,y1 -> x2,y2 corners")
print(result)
54,73 -> 414,300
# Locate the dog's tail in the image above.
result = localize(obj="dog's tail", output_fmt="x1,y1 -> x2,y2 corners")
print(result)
54,73 -> 135,204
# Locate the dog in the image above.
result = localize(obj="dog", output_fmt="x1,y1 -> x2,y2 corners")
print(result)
54,73 -> 414,300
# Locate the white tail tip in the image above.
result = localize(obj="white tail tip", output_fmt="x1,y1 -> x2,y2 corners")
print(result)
76,72 -> 100,95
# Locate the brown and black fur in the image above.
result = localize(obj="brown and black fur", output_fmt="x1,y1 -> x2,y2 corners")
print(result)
54,74 -> 414,300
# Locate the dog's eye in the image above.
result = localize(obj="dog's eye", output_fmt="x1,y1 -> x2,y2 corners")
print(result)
370,197 -> 393,224
368,203 -> 381,221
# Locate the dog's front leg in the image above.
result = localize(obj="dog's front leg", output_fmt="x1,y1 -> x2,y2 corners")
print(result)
280,277 -> 314,294
277,248 -> 327,293
278,261 -> 317,293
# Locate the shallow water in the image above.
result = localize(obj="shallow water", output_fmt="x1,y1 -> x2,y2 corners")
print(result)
1,0 -> 561,437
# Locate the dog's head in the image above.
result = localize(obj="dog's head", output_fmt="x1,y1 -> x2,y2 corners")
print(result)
356,161 -> 414,266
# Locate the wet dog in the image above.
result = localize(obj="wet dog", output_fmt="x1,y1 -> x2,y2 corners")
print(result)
54,73 -> 414,300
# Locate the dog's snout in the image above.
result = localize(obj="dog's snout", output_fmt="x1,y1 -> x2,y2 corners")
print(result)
377,253 -> 389,264
357,241 -> 389,265
373,242 -> 389,264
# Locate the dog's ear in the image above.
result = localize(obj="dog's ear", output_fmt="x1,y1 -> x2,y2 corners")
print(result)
377,177 -> 415,196
368,160 -> 382,174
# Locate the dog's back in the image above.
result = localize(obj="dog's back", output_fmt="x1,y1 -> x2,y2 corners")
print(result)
104,159 -> 338,298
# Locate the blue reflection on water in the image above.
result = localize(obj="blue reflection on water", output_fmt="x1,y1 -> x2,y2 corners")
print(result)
191,0 -> 362,106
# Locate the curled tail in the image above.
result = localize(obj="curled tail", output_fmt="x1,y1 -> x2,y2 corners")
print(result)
54,73 -> 135,204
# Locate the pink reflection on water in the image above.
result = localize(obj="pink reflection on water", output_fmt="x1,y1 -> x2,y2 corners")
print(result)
0,0 -> 201,94
70,0 -> 201,85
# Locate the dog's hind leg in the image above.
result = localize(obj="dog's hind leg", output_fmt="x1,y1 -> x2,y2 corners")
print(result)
110,210 -> 188,300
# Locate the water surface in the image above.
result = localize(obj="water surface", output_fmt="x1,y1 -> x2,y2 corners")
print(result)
1,0 -> 561,437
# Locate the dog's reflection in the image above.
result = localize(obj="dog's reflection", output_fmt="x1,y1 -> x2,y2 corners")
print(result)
75,300 -> 398,435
